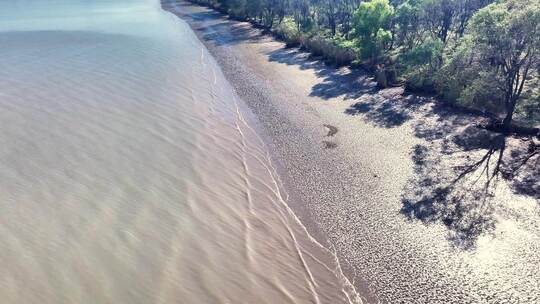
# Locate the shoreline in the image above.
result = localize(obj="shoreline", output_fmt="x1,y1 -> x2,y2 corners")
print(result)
163,1 -> 540,303
162,3 -> 380,301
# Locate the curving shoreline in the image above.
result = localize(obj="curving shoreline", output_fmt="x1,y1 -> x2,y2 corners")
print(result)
163,1 -> 540,303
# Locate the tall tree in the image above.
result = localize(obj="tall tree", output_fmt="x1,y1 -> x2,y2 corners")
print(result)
446,0 -> 540,128
353,0 -> 395,64
420,0 -> 458,44
453,0 -> 496,38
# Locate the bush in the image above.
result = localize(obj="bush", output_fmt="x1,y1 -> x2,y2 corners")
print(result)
398,38 -> 443,92
272,26 -> 357,66
301,35 -> 357,66
456,73 -> 505,113
353,0 -> 394,65
274,19 -> 302,47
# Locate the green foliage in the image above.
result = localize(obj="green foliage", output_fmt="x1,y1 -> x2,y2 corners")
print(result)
436,37 -> 476,103
354,0 -> 394,36
418,0 -> 457,43
394,0 -> 421,49
302,35 -> 358,66
274,18 -> 303,47
353,0 -> 394,64
399,38 -> 443,91
187,0 -> 539,124
441,0 -> 540,125
226,0 -> 247,19
245,0 -> 263,18
458,72 -> 505,112
400,38 -> 443,67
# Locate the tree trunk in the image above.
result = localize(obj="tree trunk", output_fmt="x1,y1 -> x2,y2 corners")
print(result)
329,17 -> 336,36
502,99 -> 516,129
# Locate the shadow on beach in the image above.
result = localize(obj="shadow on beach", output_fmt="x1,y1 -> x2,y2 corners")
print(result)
166,1 -> 540,250
402,127 -> 539,249
162,2 -> 266,46
267,48 -> 377,100
265,45 -> 540,250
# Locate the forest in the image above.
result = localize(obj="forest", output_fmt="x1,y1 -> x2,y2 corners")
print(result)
186,0 -> 539,132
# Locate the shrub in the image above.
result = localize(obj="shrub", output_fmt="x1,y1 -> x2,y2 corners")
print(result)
302,35 -> 357,66
274,18 -> 302,47
398,38 -> 443,92
353,0 -> 394,65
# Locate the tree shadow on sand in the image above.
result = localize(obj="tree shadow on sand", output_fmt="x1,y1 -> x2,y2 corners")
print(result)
267,48 -> 376,100
335,77 -> 540,249
198,19 -> 266,46
164,4 -> 267,47
264,42 -> 540,249
344,89 -> 432,128
401,120 -> 540,249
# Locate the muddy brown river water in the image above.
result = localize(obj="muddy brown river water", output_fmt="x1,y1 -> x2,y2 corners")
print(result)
0,1 -> 360,303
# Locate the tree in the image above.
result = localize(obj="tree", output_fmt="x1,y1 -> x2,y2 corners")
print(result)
246,0 -> 263,22
394,0 -> 423,50
453,0 -> 496,38
313,0 -> 340,36
353,0 -> 395,65
224,0 -> 248,19
461,0 -> 540,128
419,0 -> 458,44
290,0 -> 312,30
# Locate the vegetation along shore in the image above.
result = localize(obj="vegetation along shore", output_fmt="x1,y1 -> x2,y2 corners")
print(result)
186,0 -> 540,134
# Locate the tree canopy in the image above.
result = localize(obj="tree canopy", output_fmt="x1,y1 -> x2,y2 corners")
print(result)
187,0 -> 540,129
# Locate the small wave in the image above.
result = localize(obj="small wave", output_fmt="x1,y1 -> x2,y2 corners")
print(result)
0,3 -> 363,304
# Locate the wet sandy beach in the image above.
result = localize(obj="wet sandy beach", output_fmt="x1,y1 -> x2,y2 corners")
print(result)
163,1 -> 540,303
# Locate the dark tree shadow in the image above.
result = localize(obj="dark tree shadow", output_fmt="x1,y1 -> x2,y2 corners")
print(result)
345,92 -> 432,128
401,124 -> 540,249
345,97 -> 411,128
503,138 -> 540,200
199,20 -> 266,46
266,48 -> 377,100
163,1 -> 266,47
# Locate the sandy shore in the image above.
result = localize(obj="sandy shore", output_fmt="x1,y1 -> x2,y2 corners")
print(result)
163,1 -> 540,303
